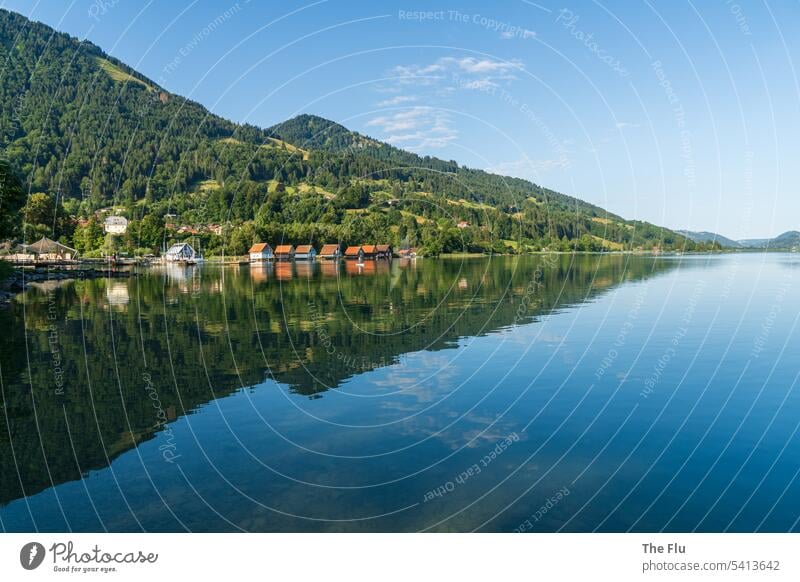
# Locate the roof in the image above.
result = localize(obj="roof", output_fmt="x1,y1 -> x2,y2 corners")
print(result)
274,245 -> 294,254
320,244 -> 340,255
344,246 -> 362,255
248,243 -> 271,253
362,245 -> 376,254
26,237 -> 78,255
166,242 -> 190,252
295,245 -> 315,253
376,244 -> 392,252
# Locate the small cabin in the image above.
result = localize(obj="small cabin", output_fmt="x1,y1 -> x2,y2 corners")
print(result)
164,242 -> 199,262
248,243 -> 274,262
319,244 -> 341,260
274,245 -> 295,261
344,246 -> 364,261
294,245 -> 317,261
376,244 -> 393,260
362,245 -> 377,259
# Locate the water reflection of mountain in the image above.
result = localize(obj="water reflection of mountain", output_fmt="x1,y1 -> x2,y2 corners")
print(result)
0,255 -> 676,506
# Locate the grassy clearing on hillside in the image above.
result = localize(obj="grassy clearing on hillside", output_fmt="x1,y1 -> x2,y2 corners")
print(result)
399,210 -> 428,224
296,183 -> 334,198
198,179 -> 221,192
591,235 -> 624,251
96,57 -> 154,91
457,198 -> 495,211
262,137 -> 309,160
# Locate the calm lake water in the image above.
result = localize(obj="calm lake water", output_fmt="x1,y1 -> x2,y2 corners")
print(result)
1,253 -> 799,532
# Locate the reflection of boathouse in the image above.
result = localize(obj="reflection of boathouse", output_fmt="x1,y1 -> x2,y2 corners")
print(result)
249,262 -> 273,283
275,261 -> 293,280
295,261 -> 315,278
321,261 -> 340,278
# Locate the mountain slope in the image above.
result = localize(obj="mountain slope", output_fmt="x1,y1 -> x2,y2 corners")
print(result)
0,8 -> 709,255
677,230 -> 742,248
739,231 -> 800,249
270,114 -> 616,219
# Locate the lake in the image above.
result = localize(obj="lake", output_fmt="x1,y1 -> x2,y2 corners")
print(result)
1,253 -> 799,532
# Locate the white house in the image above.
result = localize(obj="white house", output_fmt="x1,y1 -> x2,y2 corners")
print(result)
104,215 -> 128,234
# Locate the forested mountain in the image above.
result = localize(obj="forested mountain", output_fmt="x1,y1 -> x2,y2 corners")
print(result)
0,8 -> 713,256
677,230 -> 742,248
739,231 -> 800,250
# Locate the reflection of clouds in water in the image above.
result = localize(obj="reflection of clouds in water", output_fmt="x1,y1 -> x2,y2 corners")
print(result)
371,351 -> 460,403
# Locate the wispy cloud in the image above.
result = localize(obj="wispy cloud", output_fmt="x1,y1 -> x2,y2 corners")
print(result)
368,55 -> 524,151
500,28 -> 535,40
389,56 -> 523,90
377,95 -> 418,107
486,155 -> 571,178
367,106 -> 458,150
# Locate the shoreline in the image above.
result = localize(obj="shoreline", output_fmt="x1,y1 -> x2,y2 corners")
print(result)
0,265 -> 134,306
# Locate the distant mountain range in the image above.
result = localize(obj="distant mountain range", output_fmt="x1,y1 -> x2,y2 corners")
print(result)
676,231 -> 743,248
679,230 -> 800,250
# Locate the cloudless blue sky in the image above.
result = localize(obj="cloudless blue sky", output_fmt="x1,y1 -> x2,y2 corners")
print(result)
3,0 -> 799,239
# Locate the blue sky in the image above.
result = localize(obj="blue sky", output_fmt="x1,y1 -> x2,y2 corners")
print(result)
3,0 -> 799,239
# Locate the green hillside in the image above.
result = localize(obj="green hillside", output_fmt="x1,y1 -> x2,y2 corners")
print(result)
0,8 -> 715,256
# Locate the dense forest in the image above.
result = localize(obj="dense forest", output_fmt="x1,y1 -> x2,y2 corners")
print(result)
0,8 -> 717,256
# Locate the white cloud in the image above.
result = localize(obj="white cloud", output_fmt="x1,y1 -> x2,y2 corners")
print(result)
367,106 -> 458,150
377,95 -> 418,107
442,56 -> 522,76
500,28 -> 535,40
389,56 -> 523,90
486,156 -> 571,178
615,121 -> 640,129
369,55 -> 525,151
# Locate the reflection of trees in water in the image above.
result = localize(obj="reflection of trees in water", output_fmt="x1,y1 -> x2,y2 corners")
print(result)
0,255 -> 675,506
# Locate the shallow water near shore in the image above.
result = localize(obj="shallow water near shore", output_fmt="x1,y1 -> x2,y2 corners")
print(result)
1,253 -> 799,532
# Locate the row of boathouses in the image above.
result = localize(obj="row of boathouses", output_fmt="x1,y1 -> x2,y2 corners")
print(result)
248,243 -> 393,262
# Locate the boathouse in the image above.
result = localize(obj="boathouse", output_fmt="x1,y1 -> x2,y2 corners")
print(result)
294,245 -> 317,260
319,244 -> 341,260
248,243 -> 274,262
274,245 -> 295,261
344,246 -> 365,261
376,244 -> 393,259
362,245 -> 377,259
164,242 -> 199,262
